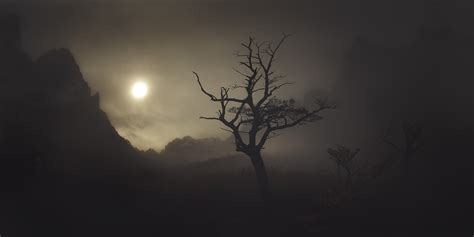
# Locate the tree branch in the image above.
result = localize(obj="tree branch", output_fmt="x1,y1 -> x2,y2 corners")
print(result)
193,71 -> 246,103
194,34 -> 334,155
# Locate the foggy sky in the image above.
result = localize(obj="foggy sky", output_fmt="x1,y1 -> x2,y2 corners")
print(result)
5,0 -> 471,154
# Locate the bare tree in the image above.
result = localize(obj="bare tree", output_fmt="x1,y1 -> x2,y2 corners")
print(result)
383,122 -> 423,174
193,35 -> 335,202
327,145 -> 360,188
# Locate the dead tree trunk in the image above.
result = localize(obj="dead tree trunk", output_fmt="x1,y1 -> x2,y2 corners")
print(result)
344,166 -> 352,188
383,122 -> 423,175
193,35 -> 335,203
249,151 -> 271,203
336,165 -> 342,185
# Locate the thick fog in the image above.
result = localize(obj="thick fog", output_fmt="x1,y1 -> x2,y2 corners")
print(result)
5,1 -> 471,161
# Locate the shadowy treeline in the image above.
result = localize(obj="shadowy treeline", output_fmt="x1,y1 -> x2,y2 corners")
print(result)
332,20 -> 473,234
0,13 -> 472,236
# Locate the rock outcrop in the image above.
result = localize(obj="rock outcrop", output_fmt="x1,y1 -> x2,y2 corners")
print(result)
0,14 -> 156,186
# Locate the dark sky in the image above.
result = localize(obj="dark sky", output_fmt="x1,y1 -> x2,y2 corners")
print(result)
2,0 -> 471,154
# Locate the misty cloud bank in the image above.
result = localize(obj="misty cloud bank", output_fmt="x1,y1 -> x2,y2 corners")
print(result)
3,1 -> 472,169
11,0 -> 438,151
156,136 -> 239,164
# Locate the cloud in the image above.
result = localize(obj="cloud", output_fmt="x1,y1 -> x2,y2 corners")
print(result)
157,136 -> 240,165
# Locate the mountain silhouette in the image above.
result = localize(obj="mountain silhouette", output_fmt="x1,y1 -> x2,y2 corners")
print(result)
0,16 -> 154,182
0,14 -> 169,236
33,48 -> 147,176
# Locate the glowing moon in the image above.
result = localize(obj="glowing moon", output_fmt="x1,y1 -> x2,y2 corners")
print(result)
131,81 -> 148,99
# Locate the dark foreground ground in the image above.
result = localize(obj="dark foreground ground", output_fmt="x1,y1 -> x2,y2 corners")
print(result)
0,160 -> 471,237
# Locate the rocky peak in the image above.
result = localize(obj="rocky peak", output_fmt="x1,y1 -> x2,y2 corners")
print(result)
35,48 -> 92,107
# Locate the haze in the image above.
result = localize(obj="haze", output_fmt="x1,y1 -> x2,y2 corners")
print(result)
12,0 -> 445,152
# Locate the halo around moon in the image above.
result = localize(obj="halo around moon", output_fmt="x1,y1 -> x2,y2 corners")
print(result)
131,81 -> 148,99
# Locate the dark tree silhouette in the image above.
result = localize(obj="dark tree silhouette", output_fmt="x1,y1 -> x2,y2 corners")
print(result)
193,35 -> 335,202
383,122 -> 423,174
327,145 -> 360,187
